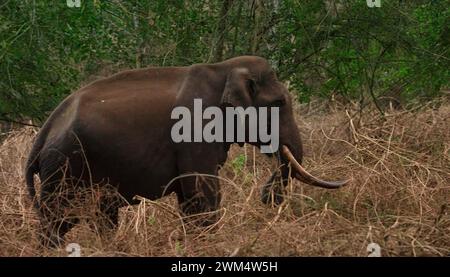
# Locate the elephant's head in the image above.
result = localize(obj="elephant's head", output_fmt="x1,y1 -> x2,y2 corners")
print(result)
217,56 -> 349,205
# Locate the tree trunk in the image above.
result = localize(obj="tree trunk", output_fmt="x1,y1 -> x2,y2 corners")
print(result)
214,0 -> 233,62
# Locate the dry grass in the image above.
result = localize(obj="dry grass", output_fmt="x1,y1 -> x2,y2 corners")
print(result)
0,99 -> 449,257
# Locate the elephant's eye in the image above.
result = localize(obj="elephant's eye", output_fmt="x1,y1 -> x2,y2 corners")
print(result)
270,98 -> 286,107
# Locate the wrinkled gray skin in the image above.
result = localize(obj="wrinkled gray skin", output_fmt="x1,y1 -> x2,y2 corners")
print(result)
25,56 -> 308,246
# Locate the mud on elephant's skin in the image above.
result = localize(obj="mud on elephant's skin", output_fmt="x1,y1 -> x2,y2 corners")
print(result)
25,56 -> 349,247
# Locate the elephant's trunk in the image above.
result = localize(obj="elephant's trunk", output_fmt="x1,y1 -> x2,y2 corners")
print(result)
281,145 -> 350,189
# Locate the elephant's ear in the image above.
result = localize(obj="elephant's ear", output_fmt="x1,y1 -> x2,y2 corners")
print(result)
221,68 -> 256,107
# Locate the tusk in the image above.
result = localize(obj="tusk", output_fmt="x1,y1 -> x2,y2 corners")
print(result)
281,145 -> 350,189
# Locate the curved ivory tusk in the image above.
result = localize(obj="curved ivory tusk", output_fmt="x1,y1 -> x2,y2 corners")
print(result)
281,145 -> 350,189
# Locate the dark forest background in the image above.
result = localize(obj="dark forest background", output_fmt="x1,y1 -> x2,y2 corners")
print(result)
0,0 -> 448,124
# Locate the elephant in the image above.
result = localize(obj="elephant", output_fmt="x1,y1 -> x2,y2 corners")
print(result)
25,56 -> 348,246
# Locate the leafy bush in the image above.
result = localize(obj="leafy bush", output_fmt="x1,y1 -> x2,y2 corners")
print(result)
0,0 -> 448,123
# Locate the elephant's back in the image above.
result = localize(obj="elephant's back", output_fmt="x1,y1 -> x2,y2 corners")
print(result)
43,65 -> 189,139
76,66 -> 188,99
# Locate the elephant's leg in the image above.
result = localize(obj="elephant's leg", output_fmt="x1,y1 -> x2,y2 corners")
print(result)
94,194 -> 121,233
38,150 -> 81,248
38,174 -> 79,248
39,207 -> 79,248
176,147 -> 222,226
177,175 -> 221,226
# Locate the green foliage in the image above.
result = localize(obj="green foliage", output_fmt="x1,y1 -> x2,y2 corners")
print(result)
231,153 -> 246,173
174,240 -> 184,256
147,216 -> 156,226
0,0 -> 448,123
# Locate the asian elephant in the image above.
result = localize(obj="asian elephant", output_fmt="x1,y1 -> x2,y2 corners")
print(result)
25,56 -> 348,246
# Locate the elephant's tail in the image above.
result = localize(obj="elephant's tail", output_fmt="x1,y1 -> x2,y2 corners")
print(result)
25,154 -> 39,210
25,95 -> 75,211
25,125 -> 50,211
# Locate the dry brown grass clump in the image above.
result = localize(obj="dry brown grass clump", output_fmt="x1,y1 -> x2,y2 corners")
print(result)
0,99 -> 449,256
